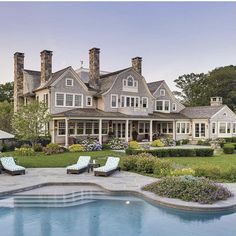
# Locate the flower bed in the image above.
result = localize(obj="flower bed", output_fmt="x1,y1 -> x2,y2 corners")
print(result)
142,176 -> 232,204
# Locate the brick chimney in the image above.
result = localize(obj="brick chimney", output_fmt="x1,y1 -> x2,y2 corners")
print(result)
40,50 -> 52,84
210,97 -> 223,106
14,52 -> 24,112
89,48 -> 100,89
132,57 -> 142,75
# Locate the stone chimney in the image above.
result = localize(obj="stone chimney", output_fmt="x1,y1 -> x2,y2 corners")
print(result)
132,57 -> 142,75
89,48 -> 100,89
14,52 -> 24,112
40,50 -> 53,84
210,97 -> 223,106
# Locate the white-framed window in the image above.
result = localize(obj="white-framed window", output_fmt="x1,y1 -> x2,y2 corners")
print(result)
155,100 -> 170,112
65,94 -> 73,107
219,122 -> 231,134
58,121 -> 66,136
123,76 -> 138,91
212,122 -> 216,134
74,94 -> 82,107
160,89 -> 165,96
86,96 -> 93,106
176,122 -> 190,134
138,122 -> 150,134
172,103 -> 176,111
127,76 -> 134,86
111,94 -> 118,108
233,123 -> 236,134
195,123 -> 206,138
142,97 -> 148,108
56,93 -> 64,106
66,78 -> 73,86
43,93 -> 49,107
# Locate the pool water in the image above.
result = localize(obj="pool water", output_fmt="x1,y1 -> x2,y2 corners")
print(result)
0,195 -> 236,236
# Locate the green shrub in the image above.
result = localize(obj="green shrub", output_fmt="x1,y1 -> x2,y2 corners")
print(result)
194,166 -> 221,180
224,137 -> 236,143
14,147 -> 35,156
153,159 -> 173,176
129,141 -> 140,149
170,168 -> 195,176
151,139 -> 165,147
136,154 -> 156,173
195,148 -> 214,157
142,176 -> 232,204
181,139 -> 189,145
68,144 -> 84,152
43,143 -> 65,155
197,139 -> 211,146
121,156 -> 137,171
21,144 -> 31,149
102,143 -> 111,150
223,143 -> 235,154
33,143 -> 43,152
221,167 -> 236,182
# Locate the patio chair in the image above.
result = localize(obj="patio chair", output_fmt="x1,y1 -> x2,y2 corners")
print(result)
94,157 -> 120,177
0,157 -> 25,175
67,156 -> 91,174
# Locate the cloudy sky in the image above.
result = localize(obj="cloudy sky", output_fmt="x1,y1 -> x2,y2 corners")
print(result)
0,2 -> 236,89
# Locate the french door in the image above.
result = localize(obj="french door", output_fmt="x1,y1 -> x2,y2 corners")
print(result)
194,123 -> 205,138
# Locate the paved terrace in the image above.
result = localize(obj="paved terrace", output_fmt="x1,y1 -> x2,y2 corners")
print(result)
0,169 -> 236,211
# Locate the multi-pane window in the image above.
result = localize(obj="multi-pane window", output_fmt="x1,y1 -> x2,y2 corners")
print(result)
43,93 -> 48,106
69,123 -> 75,135
66,78 -> 73,86
195,123 -> 205,137
172,103 -> 176,111
138,122 -> 150,134
66,94 -> 73,106
160,89 -> 165,96
86,96 -> 92,106
164,101 -> 169,111
56,93 -> 64,106
142,97 -> 148,108
77,122 -> 84,134
102,122 -> 109,134
121,96 -> 125,107
233,123 -> 236,134
156,100 -> 170,112
75,94 -> 82,107
85,122 -> 92,134
94,122 -> 99,134
111,95 -> 118,108
127,77 -> 134,86
123,76 -> 138,89
212,122 -> 216,134
219,123 -> 227,134
156,101 -> 163,111
58,121 -> 66,135
176,122 -> 190,134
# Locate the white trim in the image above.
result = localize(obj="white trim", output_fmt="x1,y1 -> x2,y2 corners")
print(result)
86,96 -> 93,107
142,97 -> 148,108
233,122 -> 236,134
65,78 -> 74,87
211,105 -> 236,119
160,89 -> 165,96
55,92 -> 83,108
138,121 -> 150,134
110,94 -> 118,108
176,121 -> 190,134
155,100 -> 170,112
57,120 -> 66,136
211,122 -> 217,134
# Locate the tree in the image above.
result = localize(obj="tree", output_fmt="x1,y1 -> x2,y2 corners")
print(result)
0,101 -> 13,132
12,101 -> 51,147
0,82 -> 14,102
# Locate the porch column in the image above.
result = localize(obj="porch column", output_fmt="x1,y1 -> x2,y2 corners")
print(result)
65,118 -> 68,147
51,120 -> 55,144
150,120 -> 153,142
125,119 -> 129,142
99,119 -> 102,144
173,121 -> 176,140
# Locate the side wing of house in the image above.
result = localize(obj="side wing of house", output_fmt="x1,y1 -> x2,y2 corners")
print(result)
100,68 -> 155,115
153,81 -> 185,113
210,106 -> 236,139
36,68 -> 96,115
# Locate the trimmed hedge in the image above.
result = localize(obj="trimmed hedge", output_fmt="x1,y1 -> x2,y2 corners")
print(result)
223,144 -> 235,154
224,137 -> 236,143
125,148 -> 214,157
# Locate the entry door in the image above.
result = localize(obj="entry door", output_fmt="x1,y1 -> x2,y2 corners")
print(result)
195,123 -> 206,138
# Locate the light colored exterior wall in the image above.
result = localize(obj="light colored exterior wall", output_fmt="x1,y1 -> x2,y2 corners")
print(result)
102,69 -> 154,115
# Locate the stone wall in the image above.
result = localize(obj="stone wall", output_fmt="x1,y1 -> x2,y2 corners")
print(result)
40,50 -> 52,84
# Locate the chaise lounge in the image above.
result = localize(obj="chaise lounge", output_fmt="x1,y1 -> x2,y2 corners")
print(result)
0,157 -> 26,175
94,157 -> 120,177
67,156 -> 91,174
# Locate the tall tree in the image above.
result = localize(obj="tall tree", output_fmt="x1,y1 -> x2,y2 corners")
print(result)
0,82 -> 14,102
0,101 -> 13,132
12,101 -> 51,147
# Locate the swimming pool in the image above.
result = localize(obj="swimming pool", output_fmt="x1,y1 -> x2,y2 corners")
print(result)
0,190 -> 235,236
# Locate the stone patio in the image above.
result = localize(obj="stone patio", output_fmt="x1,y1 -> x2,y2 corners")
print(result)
0,168 -> 236,211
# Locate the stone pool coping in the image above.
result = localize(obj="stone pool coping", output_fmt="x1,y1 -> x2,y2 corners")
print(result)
0,168 -> 236,212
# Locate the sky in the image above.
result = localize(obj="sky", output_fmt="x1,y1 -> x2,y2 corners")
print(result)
0,2 -> 236,90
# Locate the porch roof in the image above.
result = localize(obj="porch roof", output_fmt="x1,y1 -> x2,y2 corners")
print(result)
52,108 -> 189,120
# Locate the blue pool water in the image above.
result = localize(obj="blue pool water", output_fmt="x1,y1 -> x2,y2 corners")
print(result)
0,195 -> 236,236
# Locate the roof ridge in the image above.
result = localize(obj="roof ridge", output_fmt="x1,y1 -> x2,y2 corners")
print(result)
100,67 -> 131,79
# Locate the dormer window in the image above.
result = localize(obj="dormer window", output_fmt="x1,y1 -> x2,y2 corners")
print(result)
66,78 -> 73,86
123,76 -> 138,92
86,96 -> 93,106
127,76 -> 134,86
160,89 -> 165,96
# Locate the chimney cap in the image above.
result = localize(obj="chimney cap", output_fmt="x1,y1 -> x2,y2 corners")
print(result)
132,56 -> 142,60
89,47 -> 100,52
14,52 -> 24,57
40,50 -> 53,55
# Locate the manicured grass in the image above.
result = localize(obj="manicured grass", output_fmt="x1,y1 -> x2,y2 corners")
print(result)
166,152 -> 236,171
0,151 -> 125,168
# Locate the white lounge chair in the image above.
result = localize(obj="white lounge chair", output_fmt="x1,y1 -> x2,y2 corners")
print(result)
67,156 -> 91,174
0,157 -> 25,175
94,157 -> 120,176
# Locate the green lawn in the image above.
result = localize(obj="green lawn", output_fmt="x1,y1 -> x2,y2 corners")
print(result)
0,151 -> 125,168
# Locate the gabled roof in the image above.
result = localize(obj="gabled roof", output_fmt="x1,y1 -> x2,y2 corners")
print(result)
0,130 -> 14,140
147,80 -> 164,94
180,105 -> 225,119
